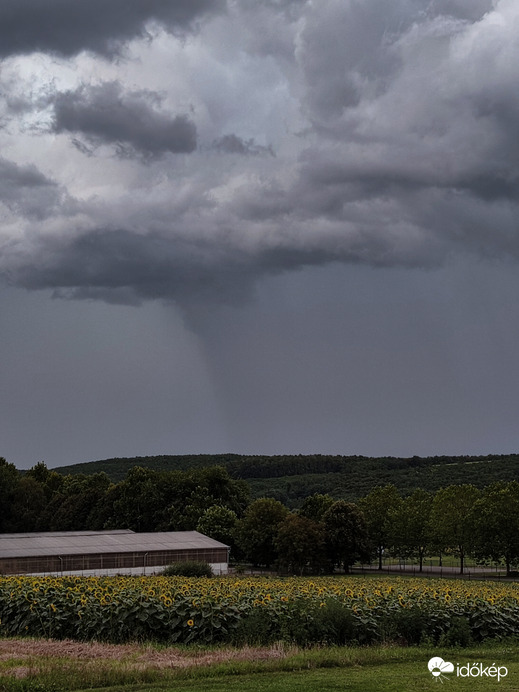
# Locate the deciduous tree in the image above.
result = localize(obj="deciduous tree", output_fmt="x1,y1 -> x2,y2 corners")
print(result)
234,498 -> 288,567
471,481 -> 519,576
322,500 -> 370,573
358,485 -> 402,569
429,484 -> 480,574
392,489 -> 432,572
275,513 -> 327,574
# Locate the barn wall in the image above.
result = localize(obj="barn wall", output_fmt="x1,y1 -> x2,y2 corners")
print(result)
0,548 -> 228,576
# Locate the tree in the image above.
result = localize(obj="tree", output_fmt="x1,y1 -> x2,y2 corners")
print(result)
234,498 -> 288,567
471,482 -> 519,576
358,485 -> 402,569
322,501 -> 370,573
429,484 -> 481,574
392,489 -> 433,572
275,513 -> 327,575
161,466 -> 249,531
109,466 -> 163,531
26,461 -> 64,496
190,466 -> 250,516
196,505 -> 238,554
0,458 -> 22,532
41,472 -> 112,531
7,476 -> 47,532
298,493 -> 334,522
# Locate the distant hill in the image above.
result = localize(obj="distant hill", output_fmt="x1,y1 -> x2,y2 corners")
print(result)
53,453 -> 519,506
55,454 -> 242,481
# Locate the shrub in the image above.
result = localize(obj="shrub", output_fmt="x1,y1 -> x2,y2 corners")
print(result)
378,606 -> 430,645
231,598 -> 357,647
440,616 -> 472,647
231,606 -> 277,645
161,561 -> 213,578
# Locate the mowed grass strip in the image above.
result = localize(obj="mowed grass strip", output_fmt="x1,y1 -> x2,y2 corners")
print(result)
1,643 -> 519,692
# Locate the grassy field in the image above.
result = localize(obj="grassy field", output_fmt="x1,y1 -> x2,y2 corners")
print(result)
1,641 -> 518,691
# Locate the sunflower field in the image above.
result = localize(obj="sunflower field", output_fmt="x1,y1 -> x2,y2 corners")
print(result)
0,575 -> 518,646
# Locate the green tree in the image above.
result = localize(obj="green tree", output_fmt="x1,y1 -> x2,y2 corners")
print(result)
0,457 -> 22,532
196,505 -> 238,551
359,485 -> 402,569
109,466 -> 163,531
322,500 -> 370,573
429,484 -> 481,574
191,466 -> 249,516
298,493 -> 334,522
275,513 -> 327,575
471,482 -> 519,576
7,476 -> 47,531
234,498 -> 288,567
392,489 -> 433,572
26,461 -> 64,496
42,472 -> 112,531
161,466 -> 249,531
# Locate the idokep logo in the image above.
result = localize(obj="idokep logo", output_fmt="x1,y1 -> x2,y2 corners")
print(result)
428,657 -> 454,682
456,661 -> 508,682
427,656 -> 509,683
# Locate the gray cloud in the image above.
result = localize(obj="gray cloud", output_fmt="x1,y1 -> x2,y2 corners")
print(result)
4,0 -> 519,470
51,82 -> 197,158
0,158 -> 63,219
11,228 -> 261,306
0,0 -> 225,58
2,0 -> 519,309
212,134 -> 274,156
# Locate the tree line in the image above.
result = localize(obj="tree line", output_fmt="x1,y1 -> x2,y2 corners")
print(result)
230,483 -> 519,576
54,452 -> 519,506
1,457 -> 518,575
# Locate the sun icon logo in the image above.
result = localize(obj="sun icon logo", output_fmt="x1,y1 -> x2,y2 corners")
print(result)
428,657 -> 454,683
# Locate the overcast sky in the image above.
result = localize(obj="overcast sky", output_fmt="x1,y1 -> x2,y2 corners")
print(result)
2,0 -> 519,470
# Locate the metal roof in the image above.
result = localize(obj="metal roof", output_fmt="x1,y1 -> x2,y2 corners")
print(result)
0,531 -> 228,559
0,530 -> 134,539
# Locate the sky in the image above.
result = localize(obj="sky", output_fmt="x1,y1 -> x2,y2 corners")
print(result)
2,0 -> 519,470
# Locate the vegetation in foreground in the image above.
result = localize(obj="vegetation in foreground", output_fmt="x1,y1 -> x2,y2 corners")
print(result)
1,575 -> 519,646
0,640 -> 518,691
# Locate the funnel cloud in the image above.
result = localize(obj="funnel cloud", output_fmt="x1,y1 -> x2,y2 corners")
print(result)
2,0 -> 519,467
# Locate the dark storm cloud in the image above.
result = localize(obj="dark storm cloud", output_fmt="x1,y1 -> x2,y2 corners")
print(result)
429,0 -> 494,21
51,82 -> 197,157
0,158 -> 63,219
0,0 -> 225,58
3,0 -> 519,307
212,134 -> 274,156
13,229 -> 260,305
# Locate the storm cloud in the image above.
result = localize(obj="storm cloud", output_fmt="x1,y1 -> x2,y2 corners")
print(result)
0,157 -> 63,219
2,0 -> 519,305
3,0 -> 519,468
52,82 -> 197,157
0,0 -> 224,58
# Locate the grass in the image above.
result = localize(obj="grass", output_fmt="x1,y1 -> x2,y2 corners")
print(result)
1,641 -> 518,692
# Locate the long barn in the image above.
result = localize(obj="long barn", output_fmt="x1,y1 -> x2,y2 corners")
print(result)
0,530 -> 229,576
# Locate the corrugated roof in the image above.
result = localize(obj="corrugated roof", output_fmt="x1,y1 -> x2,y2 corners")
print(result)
0,530 -> 134,539
0,531 -> 228,559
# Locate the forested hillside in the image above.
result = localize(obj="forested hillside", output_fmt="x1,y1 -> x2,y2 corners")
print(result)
54,453 -> 519,506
